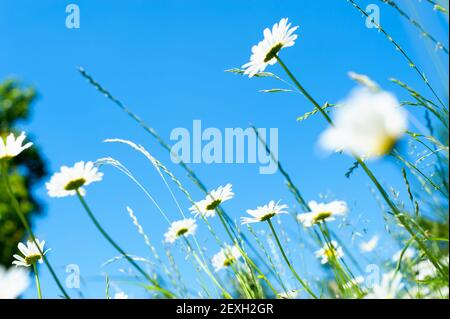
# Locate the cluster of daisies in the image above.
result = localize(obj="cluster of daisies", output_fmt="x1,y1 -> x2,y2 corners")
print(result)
1,130 -> 350,286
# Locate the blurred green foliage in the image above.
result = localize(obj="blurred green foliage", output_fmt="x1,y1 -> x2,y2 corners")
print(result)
0,79 -> 47,266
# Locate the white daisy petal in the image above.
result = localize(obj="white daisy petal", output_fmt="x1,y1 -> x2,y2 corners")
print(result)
189,184 -> 234,218
319,87 -> 407,159
242,18 -> 299,77
164,218 -> 197,244
0,131 -> 33,159
241,200 -> 288,224
12,239 -> 48,268
297,200 -> 348,228
46,161 -> 103,198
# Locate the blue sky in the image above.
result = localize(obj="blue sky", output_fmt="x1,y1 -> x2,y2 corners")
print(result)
1,0 -> 448,298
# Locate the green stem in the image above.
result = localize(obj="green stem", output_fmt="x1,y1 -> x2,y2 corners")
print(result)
267,219 -> 318,298
75,190 -> 175,298
275,55 -> 447,281
33,263 -> 42,299
1,162 -> 70,299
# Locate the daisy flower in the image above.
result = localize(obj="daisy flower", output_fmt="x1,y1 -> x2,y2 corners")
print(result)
242,18 -> 298,77
211,245 -> 242,272
297,200 -> 348,228
241,200 -> 288,224
46,161 -> 103,197
0,266 -> 30,299
314,241 -> 344,264
189,184 -> 234,218
364,271 -> 404,299
319,87 -> 407,159
0,132 -> 33,160
164,218 -> 197,244
12,239 -> 49,268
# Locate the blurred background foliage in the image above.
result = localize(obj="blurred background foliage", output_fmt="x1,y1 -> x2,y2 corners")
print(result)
0,79 -> 47,267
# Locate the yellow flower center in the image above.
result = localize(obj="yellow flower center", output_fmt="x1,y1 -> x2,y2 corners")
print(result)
25,253 -> 42,265
260,212 -> 276,222
264,43 -> 284,62
373,136 -> 397,157
64,178 -> 86,191
176,228 -> 189,237
313,211 -> 333,224
206,199 -> 221,211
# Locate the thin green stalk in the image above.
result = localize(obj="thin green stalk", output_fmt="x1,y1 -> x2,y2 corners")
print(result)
182,238 -> 233,299
377,0 -> 449,54
274,55 -> 447,281
1,162 -> 70,299
347,0 -> 447,110
267,220 -> 317,298
79,68 -> 270,272
75,190 -> 175,298
33,263 -> 43,299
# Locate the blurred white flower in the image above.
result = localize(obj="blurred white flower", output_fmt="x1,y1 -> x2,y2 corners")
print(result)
297,200 -> 348,228
0,266 -> 30,299
211,245 -> 242,272
189,184 -> 234,218
392,247 -> 416,263
114,292 -> 129,299
319,87 -> 407,159
242,18 -> 298,77
359,235 -> 379,253
364,271 -> 404,299
241,200 -> 288,224
46,161 -> 103,197
0,132 -> 33,160
415,260 -> 438,281
12,239 -> 49,268
164,218 -> 197,244
314,241 -> 344,264
277,290 -> 298,299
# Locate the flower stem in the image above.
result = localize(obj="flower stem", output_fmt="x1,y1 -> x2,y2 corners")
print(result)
267,219 -> 318,298
1,162 -> 70,299
75,190 -> 175,298
274,55 -> 447,280
33,263 -> 43,299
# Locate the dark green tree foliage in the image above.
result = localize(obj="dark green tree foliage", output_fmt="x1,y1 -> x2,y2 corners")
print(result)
0,79 -> 47,266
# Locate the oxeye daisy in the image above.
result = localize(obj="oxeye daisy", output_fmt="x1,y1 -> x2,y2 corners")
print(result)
46,161 -> 103,197
211,245 -> 242,272
0,266 -> 30,299
12,239 -> 49,268
314,241 -> 344,264
297,200 -> 348,228
241,200 -> 288,224
0,131 -> 33,160
164,218 -> 198,244
189,184 -> 234,218
242,18 -> 298,77
364,271 -> 404,299
319,87 -> 407,159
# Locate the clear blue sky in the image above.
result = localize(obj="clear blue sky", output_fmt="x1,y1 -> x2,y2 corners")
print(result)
1,0 -> 448,298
